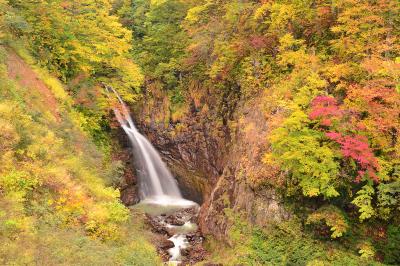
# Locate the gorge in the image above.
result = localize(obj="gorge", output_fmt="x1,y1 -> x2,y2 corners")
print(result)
0,0 -> 399,265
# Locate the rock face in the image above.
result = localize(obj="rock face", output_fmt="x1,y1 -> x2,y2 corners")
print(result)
113,127 -> 140,206
133,88 -> 289,241
138,119 -> 221,204
199,98 -> 290,240
134,95 -> 226,204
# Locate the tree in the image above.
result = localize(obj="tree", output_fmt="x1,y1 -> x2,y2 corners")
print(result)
8,0 -> 143,100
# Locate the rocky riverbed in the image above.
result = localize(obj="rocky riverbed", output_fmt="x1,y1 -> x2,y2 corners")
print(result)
142,206 -> 208,264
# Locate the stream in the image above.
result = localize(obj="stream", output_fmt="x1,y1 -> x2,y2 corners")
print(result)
107,86 -> 203,263
135,198 -> 202,263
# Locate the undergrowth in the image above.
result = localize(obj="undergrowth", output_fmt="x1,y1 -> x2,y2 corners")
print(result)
202,208 -> 383,266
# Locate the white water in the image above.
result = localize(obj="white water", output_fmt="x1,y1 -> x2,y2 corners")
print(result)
107,87 -> 182,200
107,87 -> 198,262
168,234 -> 190,261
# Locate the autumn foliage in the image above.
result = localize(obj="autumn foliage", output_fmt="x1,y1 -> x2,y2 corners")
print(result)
326,132 -> 380,183
1,0 -> 399,264
121,1 -> 400,256
309,96 -> 342,126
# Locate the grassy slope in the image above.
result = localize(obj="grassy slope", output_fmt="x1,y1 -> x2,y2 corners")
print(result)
0,44 -> 161,265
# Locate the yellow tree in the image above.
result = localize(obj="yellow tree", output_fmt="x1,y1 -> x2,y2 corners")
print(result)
8,0 -> 143,99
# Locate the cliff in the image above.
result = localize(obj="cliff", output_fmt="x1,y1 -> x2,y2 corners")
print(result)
133,84 -> 289,242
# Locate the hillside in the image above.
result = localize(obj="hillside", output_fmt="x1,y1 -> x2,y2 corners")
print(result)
0,46 -> 160,265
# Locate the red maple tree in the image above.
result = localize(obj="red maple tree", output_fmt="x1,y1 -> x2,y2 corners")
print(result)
326,132 -> 380,183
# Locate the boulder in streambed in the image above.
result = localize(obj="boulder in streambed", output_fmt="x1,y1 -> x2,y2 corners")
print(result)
158,239 -> 175,250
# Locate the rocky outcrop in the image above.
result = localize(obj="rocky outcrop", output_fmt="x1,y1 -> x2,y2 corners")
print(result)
199,98 -> 290,240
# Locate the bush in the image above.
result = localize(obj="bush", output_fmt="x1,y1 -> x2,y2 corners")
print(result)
384,225 -> 400,264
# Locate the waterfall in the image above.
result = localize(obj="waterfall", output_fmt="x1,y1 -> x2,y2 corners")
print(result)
106,86 -> 182,200
107,87 -> 200,263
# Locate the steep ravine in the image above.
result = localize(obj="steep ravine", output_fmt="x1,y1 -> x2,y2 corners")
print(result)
129,88 -> 290,244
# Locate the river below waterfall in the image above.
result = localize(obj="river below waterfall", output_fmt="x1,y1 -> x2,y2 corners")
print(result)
135,198 -> 204,263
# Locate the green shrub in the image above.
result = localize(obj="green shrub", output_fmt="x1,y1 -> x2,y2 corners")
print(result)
384,225 -> 400,265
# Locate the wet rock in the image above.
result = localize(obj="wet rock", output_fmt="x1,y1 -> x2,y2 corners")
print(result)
164,216 -> 185,226
181,244 -> 208,265
145,215 -> 169,235
134,94 -> 224,204
161,206 -> 199,226
120,186 -> 139,206
158,239 -> 175,250
186,231 -> 203,245
111,135 -> 140,206
165,227 -> 176,237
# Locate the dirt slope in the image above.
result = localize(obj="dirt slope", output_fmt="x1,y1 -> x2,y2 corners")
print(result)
6,50 -> 60,121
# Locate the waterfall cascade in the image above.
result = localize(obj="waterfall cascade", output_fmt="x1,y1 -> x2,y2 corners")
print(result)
107,87 -> 199,263
107,86 -> 183,200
